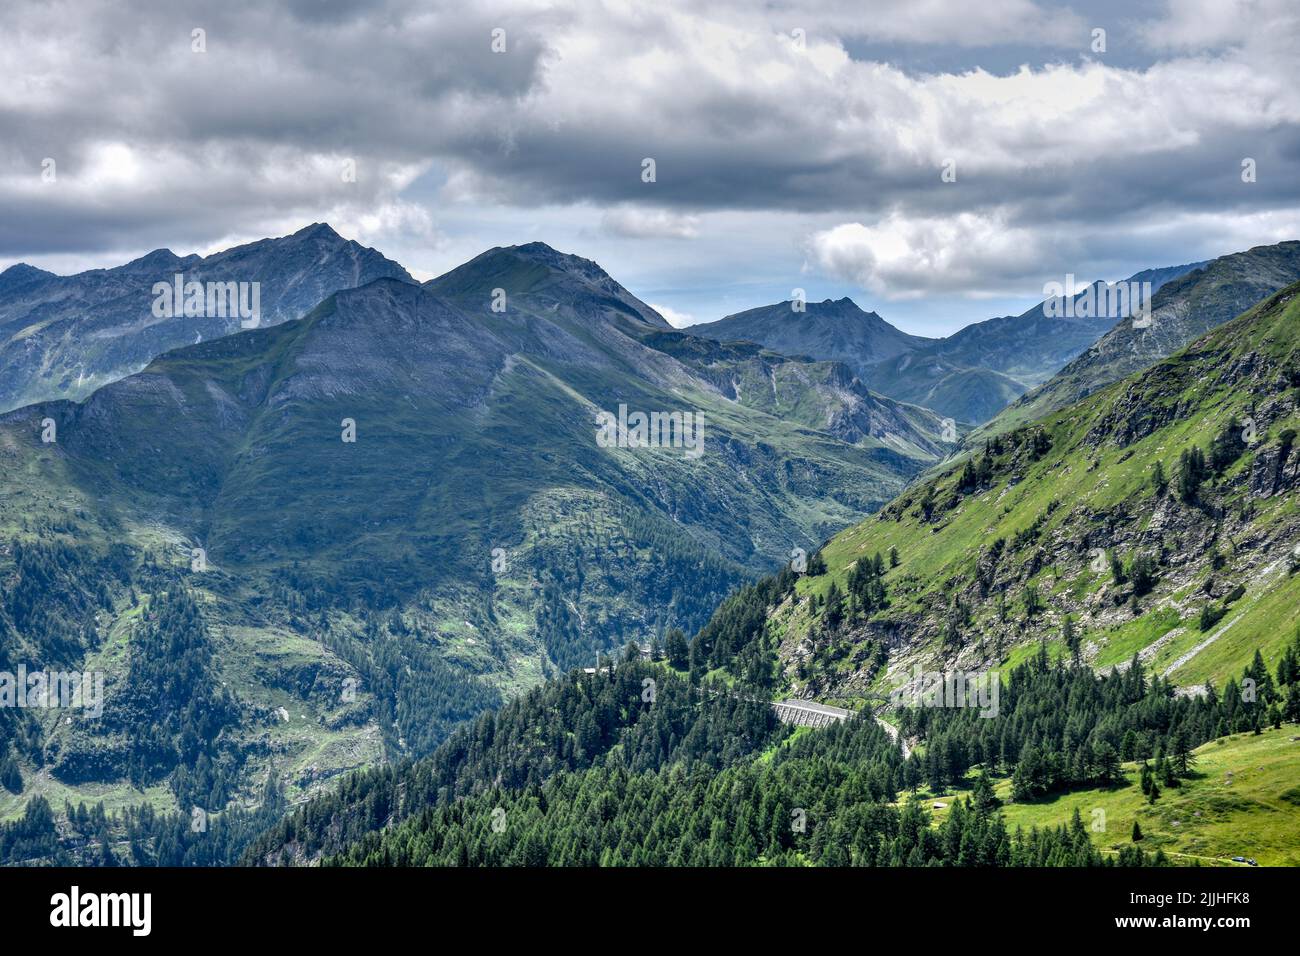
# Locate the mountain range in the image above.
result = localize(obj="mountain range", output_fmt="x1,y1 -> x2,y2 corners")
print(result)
243,271 -> 1300,869
0,223 -> 413,413
3,226 -> 1299,869
0,237 -> 951,826
978,241 -> 1300,439
692,263 -> 1206,425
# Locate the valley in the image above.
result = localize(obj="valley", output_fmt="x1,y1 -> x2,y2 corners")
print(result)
0,237 -> 952,835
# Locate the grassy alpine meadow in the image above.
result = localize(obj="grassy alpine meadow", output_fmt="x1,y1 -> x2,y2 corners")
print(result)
926,728 -> 1300,867
774,287 -> 1300,704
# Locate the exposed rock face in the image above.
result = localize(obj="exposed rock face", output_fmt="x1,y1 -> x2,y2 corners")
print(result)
1249,438 -> 1299,498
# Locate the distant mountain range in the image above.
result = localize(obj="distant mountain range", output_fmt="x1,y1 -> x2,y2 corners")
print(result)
0,223 -> 412,412
691,262 -> 1205,425
978,241 -> 1300,440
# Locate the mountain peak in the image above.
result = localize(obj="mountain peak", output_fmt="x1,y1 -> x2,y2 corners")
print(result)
0,262 -> 54,280
292,222 -> 343,242
511,240 -> 565,256
120,248 -> 201,273
425,241 -> 670,328
812,296 -> 883,318
691,296 -> 930,372
0,262 -> 56,293
497,241 -> 614,282
0,226 -> 414,411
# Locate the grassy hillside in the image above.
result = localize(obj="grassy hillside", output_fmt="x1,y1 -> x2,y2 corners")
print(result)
773,281 -> 1300,703
928,728 -> 1300,866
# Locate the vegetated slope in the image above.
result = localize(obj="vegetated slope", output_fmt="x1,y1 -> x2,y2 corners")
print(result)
0,223 -> 414,412
930,728 -> 1300,867
250,592 -> 1300,867
322,667 -> 1300,867
980,241 -> 1300,439
0,242 -> 951,841
172,273 -> 1300,871
40,568 -> 800,865
772,279 -> 1300,707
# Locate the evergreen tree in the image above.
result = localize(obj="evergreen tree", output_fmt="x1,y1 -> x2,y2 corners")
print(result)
971,769 -> 999,813
1063,616 -> 1081,663
0,756 -> 22,795
664,628 -> 689,670
1170,727 -> 1194,776
1150,460 -> 1167,497
823,582 -> 844,631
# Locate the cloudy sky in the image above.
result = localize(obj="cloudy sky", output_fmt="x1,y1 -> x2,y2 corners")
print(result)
3,0 -> 1299,335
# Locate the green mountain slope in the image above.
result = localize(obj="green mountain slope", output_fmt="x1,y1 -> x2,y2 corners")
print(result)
932,729 -> 1300,866
0,243 -> 951,832
865,360 -> 1027,426
775,280 -> 1300,704
240,606 -> 1300,868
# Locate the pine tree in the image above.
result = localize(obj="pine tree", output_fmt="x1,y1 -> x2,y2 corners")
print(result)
1286,684 -> 1300,723
823,581 -> 844,631
1130,553 -> 1157,597
1024,585 -> 1043,619
1063,616 -> 1080,663
1119,729 -> 1137,762
1248,649 -> 1274,704
1170,726 -> 1194,775
971,769 -> 999,813
1093,741 -> 1122,785
1177,446 -> 1207,502
0,755 -> 22,795
1150,460 -> 1167,497
664,628 -> 689,669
